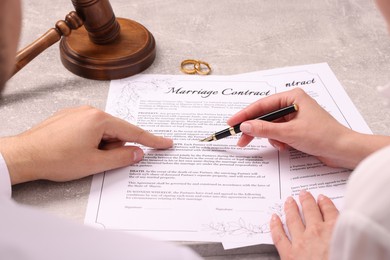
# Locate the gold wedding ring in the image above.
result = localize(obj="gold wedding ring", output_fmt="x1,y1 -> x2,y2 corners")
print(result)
180,59 -> 211,75
194,61 -> 212,75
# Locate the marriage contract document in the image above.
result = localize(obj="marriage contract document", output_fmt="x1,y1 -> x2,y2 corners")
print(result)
85,63 -> 371,248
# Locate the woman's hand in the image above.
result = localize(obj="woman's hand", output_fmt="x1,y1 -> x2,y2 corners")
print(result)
0,106 -> 173,184
227,88 -> 387,169
271,191 -> 339,260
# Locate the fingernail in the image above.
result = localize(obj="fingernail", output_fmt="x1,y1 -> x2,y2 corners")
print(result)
271,213 -> 279,222
166,138 -> 174,147
240,122 -> 252,134
133,149 -> 144,163
318,194 -> 326,201
285,196 -> 294,204
299,190 -> 308,197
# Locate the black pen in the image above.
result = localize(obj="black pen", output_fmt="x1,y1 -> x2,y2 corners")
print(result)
200,104 -> 298,142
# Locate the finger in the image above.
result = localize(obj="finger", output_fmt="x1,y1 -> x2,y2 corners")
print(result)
284,196 -> 305,238
239,120 -> 293,142
236,134 -> 254,147
317,194 -> 339,222
270,213 -> 291,259
104,117 -> 173,149
92,146 -> 145,172
227,89 -> 301,126
132,127 -> 173,149
299,190 -> 324,225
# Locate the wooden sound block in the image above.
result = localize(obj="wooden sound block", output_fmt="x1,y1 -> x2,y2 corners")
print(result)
60,18 -> 156,80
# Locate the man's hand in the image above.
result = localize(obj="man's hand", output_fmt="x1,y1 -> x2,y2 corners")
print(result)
0,106 -> 173,184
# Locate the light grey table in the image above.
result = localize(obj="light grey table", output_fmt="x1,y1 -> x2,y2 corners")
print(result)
2,0 -> 390,259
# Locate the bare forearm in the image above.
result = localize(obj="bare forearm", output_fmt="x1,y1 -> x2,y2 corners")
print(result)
334,132 -> 390,169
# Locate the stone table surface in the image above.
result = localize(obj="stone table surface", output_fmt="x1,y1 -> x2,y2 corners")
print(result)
1,0 -> 390,259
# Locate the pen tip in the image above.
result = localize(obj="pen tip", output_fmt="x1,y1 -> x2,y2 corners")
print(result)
199,136 -> 213,142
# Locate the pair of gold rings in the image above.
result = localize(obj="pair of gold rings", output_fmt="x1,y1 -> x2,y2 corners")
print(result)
180,59 -> 211,75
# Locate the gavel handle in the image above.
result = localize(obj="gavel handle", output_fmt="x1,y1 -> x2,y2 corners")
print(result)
12,11 -> 83,77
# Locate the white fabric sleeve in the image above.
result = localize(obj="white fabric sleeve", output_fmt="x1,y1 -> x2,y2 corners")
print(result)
0,154 -> 201,259
329,145 -> 390,260
0,198 -> 202,260
0,152 -> 11,198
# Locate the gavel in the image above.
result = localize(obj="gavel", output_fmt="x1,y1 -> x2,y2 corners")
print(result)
13,0 -> 156,80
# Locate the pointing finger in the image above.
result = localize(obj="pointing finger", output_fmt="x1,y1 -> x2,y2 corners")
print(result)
103,116 -> 173,149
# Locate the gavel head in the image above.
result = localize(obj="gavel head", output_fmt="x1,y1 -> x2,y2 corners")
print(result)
71,0 -> 120,44
62,0 -> 156,80
11,0 -> 155,81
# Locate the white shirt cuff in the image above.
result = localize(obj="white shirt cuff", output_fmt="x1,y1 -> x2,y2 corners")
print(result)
0,152 -> 12,198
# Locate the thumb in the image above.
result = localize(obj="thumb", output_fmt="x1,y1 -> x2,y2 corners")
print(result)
94,146 -> 145,172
